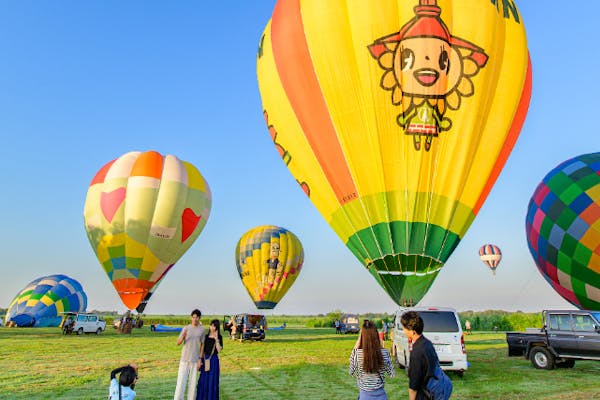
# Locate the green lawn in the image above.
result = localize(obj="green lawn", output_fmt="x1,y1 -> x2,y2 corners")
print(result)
1,326 -> 599,399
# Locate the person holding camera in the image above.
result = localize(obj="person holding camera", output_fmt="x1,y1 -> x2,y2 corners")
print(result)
108,363 -> 138,400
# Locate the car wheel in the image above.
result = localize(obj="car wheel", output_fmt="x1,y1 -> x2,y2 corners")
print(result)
456,370 -> 464,378
530,346 -> 555,370
96,328 -> 102,335
77,328 -> 84,336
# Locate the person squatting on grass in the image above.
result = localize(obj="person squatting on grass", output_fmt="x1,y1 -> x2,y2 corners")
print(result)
196,319 -> 223,400
108,363 -> 138,400
349,319 -> 395,399
175,309 -> 206,400
401,311 -> 445,400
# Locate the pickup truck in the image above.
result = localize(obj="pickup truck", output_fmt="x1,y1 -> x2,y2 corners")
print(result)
506,310 -> 600,369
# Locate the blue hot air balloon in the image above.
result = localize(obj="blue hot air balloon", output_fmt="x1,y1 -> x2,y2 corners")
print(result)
4,274 -> 87,327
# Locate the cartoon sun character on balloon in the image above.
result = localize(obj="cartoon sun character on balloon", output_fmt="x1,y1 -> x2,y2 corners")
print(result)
369,0 -> 488,151
265,241 -> 282,290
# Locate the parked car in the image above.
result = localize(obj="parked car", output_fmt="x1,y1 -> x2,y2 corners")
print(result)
340,314 -> 360,334
232,313 -> 267,341
506,309 -> 600,370
392,307 -> 468,376
61,312 -> 106,335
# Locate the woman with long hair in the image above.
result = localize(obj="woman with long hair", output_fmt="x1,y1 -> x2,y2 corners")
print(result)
108,363 -> 138,400
349,320 -> 395,399
196,319 -> 223,400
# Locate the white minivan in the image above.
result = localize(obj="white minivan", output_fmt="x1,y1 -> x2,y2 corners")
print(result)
62,312 -> 107,335
392,307 -> 468,376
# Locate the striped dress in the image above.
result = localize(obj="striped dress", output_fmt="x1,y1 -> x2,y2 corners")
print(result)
349,348 -> 395,392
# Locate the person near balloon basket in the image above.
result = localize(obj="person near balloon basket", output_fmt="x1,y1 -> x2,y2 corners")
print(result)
108,363 -> 138,400
196,319 -> 223,400
174,309 -> 206,400
349,320 -> 395,399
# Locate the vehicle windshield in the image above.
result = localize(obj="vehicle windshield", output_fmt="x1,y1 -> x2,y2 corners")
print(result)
345,317 -> 358,324
246,315 -> 265,327
419,311 -> 459,332
591,312 -> 600,323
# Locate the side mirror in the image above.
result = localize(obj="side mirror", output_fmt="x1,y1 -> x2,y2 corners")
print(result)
594,324 -> 600,333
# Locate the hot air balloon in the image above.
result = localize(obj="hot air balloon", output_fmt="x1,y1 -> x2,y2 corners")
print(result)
235,225 -> 304,309
4,274 -> 87,327
526,153 -> 600,310
479,244 -> 502,275
84,151 -> 211,312
257,0 -> 531,305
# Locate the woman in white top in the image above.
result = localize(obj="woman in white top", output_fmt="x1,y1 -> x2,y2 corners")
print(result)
349,320 -> 395,399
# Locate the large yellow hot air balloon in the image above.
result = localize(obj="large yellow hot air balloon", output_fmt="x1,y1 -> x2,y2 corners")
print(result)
84,151 -> 211,312
235,225 -> 304,309
257,0 -> 531,305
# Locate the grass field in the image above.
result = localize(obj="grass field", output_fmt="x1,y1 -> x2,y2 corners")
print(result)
1,324 -> 599,399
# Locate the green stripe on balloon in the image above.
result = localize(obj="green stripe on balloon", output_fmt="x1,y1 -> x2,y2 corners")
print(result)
347,222 -> 460,270
345,221 -> 460,306
31,293 -> 43,300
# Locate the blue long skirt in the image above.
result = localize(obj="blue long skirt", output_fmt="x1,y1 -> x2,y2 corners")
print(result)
196,354 -> 220,400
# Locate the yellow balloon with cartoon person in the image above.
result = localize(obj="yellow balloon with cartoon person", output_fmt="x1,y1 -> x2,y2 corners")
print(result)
235,225 -> 304,309
257,0 -> 531,306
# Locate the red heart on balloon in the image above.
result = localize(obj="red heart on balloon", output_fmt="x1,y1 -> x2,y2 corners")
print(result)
181,208 -> 201,243
100,188 -> 126,223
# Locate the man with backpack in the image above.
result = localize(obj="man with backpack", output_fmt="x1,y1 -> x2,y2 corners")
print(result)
401,311 -> 453,400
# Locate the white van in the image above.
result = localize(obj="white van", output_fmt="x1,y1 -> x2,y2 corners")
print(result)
62,312 -> 106,335
392,307 -> 468,376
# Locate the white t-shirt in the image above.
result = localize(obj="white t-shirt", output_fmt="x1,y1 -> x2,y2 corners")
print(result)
178,323 -> 205,363
108,378 -> 136,400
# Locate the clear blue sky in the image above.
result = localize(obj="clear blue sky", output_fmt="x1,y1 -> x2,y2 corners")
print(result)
0,1 -> 597,315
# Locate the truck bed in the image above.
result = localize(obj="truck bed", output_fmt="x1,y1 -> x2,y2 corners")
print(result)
506,331 -> 546,357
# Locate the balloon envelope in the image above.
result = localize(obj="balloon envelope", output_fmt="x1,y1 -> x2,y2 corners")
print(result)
526,153 -> 600,310
257,0 -> 531,305
5,274 -> 87,327
84,151 -> 211,311
235,225 -> 304,309
479,244 -> 502,275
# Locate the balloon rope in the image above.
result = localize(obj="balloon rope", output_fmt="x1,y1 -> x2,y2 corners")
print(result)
508,267 -> 538,311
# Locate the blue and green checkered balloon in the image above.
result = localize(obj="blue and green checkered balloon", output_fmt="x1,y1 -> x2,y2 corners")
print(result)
525,153 -> 600,310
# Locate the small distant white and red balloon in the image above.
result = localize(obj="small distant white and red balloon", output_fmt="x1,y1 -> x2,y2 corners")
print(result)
479,244 -> 502,275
